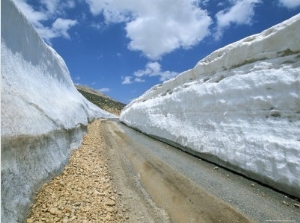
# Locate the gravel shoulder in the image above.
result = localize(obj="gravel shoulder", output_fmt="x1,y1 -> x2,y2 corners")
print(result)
26,119 -> 136,222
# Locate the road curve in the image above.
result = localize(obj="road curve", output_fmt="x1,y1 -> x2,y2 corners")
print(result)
102,119 -> 300,223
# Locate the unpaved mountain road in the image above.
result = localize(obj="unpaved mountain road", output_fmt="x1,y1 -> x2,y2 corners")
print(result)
28,119 -> 300,223
103,119 -> 300,223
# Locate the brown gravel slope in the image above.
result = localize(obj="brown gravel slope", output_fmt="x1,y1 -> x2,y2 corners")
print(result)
76,85 -> 126,116
27,120 -> 129,223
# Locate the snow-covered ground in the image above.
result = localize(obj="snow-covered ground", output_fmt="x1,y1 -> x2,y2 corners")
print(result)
1,1 -> 115,222
120,14 -> 300,198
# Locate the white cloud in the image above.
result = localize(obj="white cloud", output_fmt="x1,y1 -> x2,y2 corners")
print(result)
215,0 -> 262,40
85,0 -> 212,60
122,62 -> 178,84
52,18 -> 78,39
279,0 -> 300,8
134,62 -> 161,78
85,0 -> 137,23
12,0 -> 77,42
136,61 -> 178,82
98,88 -> 110,93
32,18 -> 77,41
39,0 -> 75,13
134,77 -> 145,83
40,0 -> 59,14
122,76 -> 133,84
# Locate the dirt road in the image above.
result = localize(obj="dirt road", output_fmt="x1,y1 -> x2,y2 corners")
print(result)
27,119 -> 300,222
103,119 -> 300,223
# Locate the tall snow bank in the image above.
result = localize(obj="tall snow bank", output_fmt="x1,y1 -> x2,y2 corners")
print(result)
120,14 -> 300,198
1,0 -> 114,222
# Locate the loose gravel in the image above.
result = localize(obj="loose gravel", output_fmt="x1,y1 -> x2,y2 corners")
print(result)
26,119 -> 129,223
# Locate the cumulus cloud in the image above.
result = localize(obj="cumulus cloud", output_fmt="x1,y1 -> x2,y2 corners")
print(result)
134,62 -> 161,78
12,0 -> 77,42
122,62 -> 178,84
52,18 -> 78,39
279,0 -> 300,8
85,0 -> 212,60
215,0 -> 262,40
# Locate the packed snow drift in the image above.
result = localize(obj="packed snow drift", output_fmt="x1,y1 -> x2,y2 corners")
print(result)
121,14 -> 300,198
1,0 -> 114,222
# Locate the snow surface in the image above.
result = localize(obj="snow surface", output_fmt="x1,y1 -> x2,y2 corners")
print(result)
1,0 -> 115,222
120,14 -> 300,198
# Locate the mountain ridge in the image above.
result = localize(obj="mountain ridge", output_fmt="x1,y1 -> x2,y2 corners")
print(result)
76,85 -> 126,116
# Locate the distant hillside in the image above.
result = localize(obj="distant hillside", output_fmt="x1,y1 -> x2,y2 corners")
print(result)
76,85 -> 126,116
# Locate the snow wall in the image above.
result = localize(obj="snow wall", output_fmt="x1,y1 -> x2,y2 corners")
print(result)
120,14 -> 300,198
1,1 -> 115,222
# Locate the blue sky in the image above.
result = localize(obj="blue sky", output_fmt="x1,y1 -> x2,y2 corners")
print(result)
13,0 -> 300,103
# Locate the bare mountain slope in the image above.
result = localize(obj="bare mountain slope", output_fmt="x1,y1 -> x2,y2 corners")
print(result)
76,85 -> 126,116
